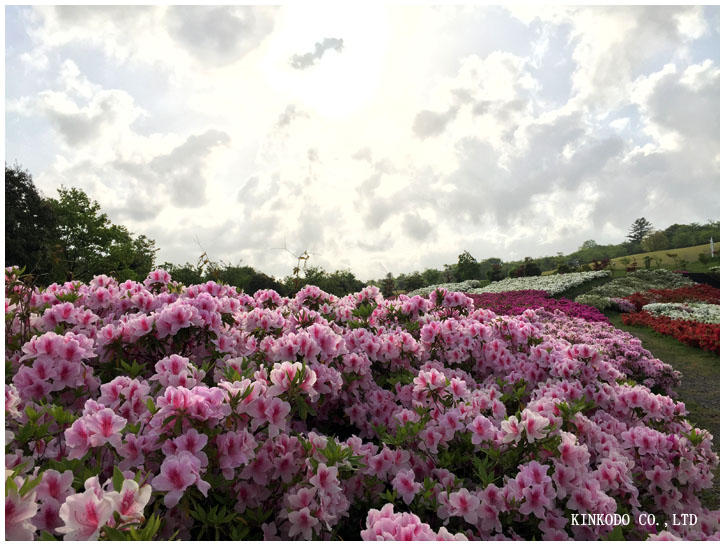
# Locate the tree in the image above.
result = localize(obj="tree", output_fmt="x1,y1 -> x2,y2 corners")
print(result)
455,250 -> 479,281
579,239 -> 597,250
641,231 -> 669,252
382,272 -> 394,298
47,186 -> 157,282
627,217 -> 654,244
5,165 -> 56,280
487,262 -> 504,282
421,268 -> 443,286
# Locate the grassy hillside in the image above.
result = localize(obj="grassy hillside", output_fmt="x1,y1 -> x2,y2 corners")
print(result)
606,242 -> 720,270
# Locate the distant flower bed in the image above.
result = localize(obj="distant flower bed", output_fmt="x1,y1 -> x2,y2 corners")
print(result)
642,303 -> 720,325
466,290 -> 610,323
626,284 -> 720,311
575,270 -> 694,311
407,280 -> 482,297
622,311 -> 720,352
469,271 -> 610,296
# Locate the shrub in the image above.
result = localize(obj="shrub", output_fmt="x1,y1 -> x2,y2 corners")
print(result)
4,268 -> 718,540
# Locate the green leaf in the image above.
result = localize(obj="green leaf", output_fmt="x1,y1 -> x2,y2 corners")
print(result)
39,531 -> 58,541
19,472 -> 44,497
112,466 -> 125,492
606,526 -> 625,540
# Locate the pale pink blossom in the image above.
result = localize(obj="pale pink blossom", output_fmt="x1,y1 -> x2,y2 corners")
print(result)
151,453 -> 201,508
391,469 -> 422,504
287,506 -> 318,540
56,489 -> 113,540
6,484 -> 39,540
106,479 -> 151,522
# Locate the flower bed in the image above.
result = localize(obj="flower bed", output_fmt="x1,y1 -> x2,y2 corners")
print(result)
5,268 -> 718,540
470,271 -> 611,296
642,303 -> 720,325
627,284 -> 720,312
621,311 -> 720,353
407,280 -> 482,297
575,270 -> 695,311
465,290 -> 610,324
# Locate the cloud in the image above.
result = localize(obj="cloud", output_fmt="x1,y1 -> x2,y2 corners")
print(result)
402,212 -> 433,241
5,5 -> 720,280
165,6 -> 275,67
412,106 -> 459,139
276,104 -> 308,128
9,60 -> 144,148
149,130 -> 231,208
289,37 -> 344,69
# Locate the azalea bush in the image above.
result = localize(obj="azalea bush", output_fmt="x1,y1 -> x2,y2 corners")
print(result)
642,303 -> 720,325
622,311 -> 720,353
470,271 -> 611,297
5,268 -> 719,540
577,269 -> 694,301
466,290 -> 609,324
626,284 -> 720,312
407,280 -> 482,297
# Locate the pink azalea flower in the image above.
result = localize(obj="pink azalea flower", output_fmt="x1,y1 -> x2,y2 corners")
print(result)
216,430 -> 258,480
500,415 -> 522,444
36,469 -> 74,503
520,409 -> 549,442
150,453 -> 200,508
448,488 -> 480,525
6,485 -> 39,540
468,415 -> 497,445
391,469 -> 422,505
56,489 -> 113,540
309,463 -> 341,496
106,479 -> 152,522
86,408 -> 127,449
64,418 -> 93,460
288,506 -> 319,540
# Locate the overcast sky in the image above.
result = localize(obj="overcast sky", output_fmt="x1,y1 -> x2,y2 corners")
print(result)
5,5 -> 720,280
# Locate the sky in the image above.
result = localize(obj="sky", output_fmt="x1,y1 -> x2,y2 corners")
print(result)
5,4 -> 720,281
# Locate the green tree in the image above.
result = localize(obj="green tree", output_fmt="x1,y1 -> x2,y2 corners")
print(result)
455,250 -> 479,281
47,186 -> 157,282
421,268 -> 443,286
487,262 -> 504,282
579,239 -> 597,250
381,272 -> 394,298
627,217 -> 654,245
641,231 -> 669,252
4,165 -> 56,281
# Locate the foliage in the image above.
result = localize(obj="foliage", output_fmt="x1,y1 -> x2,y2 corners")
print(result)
642,231 -> 669,252
5,165 -> 57,283
5,166 -> 157,285
455,250 -> 479,282
627,217 -> 654,246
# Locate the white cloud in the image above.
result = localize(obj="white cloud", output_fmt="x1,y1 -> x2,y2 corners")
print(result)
5,5 -> 720,280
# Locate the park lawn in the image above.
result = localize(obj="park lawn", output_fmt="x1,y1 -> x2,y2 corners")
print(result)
605,311 -> 720,510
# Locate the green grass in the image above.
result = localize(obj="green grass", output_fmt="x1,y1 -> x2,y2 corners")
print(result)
543,243 -> 721,275
607,242 -> 720,270
605,310 -> 720,510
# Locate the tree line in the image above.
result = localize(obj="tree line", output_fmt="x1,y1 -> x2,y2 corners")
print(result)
5,165 -> 719,296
